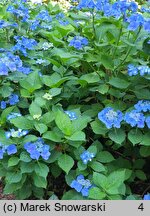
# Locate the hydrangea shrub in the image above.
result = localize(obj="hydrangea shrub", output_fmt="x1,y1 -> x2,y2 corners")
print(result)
0,0 -> 149,200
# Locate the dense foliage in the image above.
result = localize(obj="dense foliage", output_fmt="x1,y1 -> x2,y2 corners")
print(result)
0,0 -> 150,200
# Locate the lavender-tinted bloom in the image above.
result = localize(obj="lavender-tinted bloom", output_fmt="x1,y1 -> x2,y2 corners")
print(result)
70,175 -> 93,197
134,100 -> 150,112
145,116 -> 150,129
98,107 -> 123,129
69,36 -> 88,50
65,111 -> 78,120
24,138 -> 51,160
5,129 -> 29,138
7,112 -> 22,120
124,110 -> 145,128
0,101 -> 7,109
80,151 -> 95,164
8,94 -> 19,105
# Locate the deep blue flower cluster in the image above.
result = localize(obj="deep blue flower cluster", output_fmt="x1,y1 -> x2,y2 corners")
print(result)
80,151 -> 95,164
0,94 -> 19,109
0,52 -> 31,76
128,64 -> 150,76
7,112 -> 22,120
65,111 -> 78,120
98,100 -> 150,129
70,175 -> 93,197
55,12 -> 69,26
0,143 -> 17,159
69,36 -> 88,50
24,138 -> 51,160
5,129 -> 28,139
0,20 -> 18,29
13,36 -> 37,56
7,0 -> 29,22
143,194 -> 150,200
98,107 -> 123,129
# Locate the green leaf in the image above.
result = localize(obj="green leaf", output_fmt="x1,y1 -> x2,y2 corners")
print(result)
93,172 -> 107,189
20,72 -> 42,93
20,152 -> 32,162
55,111 -> 72,136
29,102 -> 42,117
80,72 -> 100,84
72,116 -> 91,133
89,187 -> 106,200
91,120 -> 108,135
109,77 -> 130,89
140,146 -> 150,157
20,162 -> 34,173
49,88 -> 61,96
97,84 -> 109,94
90,161 -> 106,172
43,131 -> 63,142
40,112 -> 55,124
135,170 -> 147,180
1,106 -> 15,122
128,129 -> 143,145
10,117 -> 33,129
66,131 -> 86,141
140,132 -> 150,146
58,154 -> 74,174
6,171 -> 22,184
96,151 -> 114,163
108,128 -> 126,144
35,162 -> 49,178
35,123 -> 48,134
33,173 -> 47,188
8,157 -> 19,167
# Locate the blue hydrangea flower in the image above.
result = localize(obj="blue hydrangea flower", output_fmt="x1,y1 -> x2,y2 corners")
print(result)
65,111 -> 78,120
8,94 -> 19,105
69,36 -> 88,50
70,175 -> 93,197
13,36 -> 37,56
80,151 -> 95,164
36,10 -> 52,22
7,112 -> 22,120
138,66 -> 150,76
127,13 -> 144,31
128,64 -> 150,76
5,129 -> 29,139
145,116 -> 150,129
143,194 -> 150,200
124,110 -> 145,128
144,19 -> 150,33
128,64 -> 138,76
0,62 -> 8,75
0,101 -> 7,109
0,143 -> 17,159
24,138 -> 51,160
98,107 -> 123,129
36,59 -> 47,64
134,100 -> 150,112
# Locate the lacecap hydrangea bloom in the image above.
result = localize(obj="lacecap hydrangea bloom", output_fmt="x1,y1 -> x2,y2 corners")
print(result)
5,129 -> 29,138
124,110 -> 145,128
134,100 -> 150,112
70,175 -> 93,197
80,151 -> 95,164
128,64 -> 150,76
69,36 -> 88,50
65,111 -> 78,120
0,143 -> 17,159
98,107 -> 123,129
7,112 -> 22,120
143,194 -> 150,200
24,138 -> 51,160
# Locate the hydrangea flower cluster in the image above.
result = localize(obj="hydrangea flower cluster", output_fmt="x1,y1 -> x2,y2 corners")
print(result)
7,0 -> 30,22
24,138 -> 51,160
13,36 -> 37,56
69,36 -> 88,50
65,111 -> 78,120
56,12 -> 69,26
143,194 -> 150,200
7,112 -> 22,120
98,107 -> 123,129
0,143 -> 17,159
0,94 -> 19,109
5,129 -> 28,139
80,150 -> 95,164
0,20 -> 18,29
98,100 -> 150,129
128,64 -> 150,76
70,175 -> 93,197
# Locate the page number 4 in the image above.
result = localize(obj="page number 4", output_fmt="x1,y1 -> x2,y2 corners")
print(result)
138,203 -> 144,211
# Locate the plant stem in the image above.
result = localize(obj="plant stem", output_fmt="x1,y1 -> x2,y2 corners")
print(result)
112,25 -> 123,57
91,10 -> 96,39
114,27 -> 142,72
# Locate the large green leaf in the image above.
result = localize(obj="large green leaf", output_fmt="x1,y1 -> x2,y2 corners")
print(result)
58,154 -> 74,174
